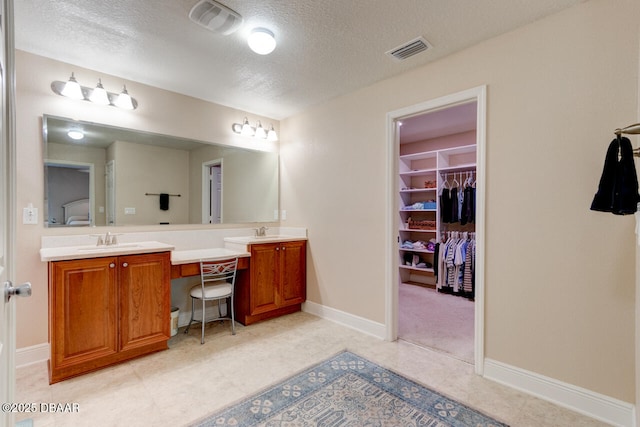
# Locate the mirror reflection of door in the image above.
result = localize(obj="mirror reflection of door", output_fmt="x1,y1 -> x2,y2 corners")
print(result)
105,160 -> 115,225
45,161 -> 93,226
202,159 -> 222,224
210,164 -> 222,224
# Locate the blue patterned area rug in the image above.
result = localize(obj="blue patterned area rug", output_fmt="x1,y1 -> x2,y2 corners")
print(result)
191,351 -> 508,427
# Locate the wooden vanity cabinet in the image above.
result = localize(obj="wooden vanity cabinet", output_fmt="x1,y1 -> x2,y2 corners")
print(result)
48,252 -> 170,383
235,240 -> 306,325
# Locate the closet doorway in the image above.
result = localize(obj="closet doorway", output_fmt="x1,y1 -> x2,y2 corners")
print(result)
386,86 -> 486,374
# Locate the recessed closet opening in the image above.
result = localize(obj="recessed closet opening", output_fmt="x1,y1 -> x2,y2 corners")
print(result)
386,86 -> 486,374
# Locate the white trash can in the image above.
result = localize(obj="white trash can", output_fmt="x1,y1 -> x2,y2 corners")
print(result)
170,306 -> 179,336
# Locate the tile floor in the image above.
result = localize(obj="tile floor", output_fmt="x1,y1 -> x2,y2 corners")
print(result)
16,312 -> 607,426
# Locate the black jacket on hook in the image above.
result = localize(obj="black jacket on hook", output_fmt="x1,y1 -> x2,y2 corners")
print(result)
590,136 -> 640,215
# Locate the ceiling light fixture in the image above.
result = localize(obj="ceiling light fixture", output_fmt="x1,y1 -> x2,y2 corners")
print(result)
51,73 -> 138,110
247,28 -> 276,55
232,118 -> 278,141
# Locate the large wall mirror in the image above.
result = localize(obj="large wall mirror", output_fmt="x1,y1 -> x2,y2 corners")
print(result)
43,115 -> 279,227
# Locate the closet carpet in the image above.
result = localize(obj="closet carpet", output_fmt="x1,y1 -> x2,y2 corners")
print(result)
398,283 -> 474,363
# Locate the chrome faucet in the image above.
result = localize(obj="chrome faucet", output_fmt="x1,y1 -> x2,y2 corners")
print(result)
255,226 -> 268,237
97,232 -> 118,246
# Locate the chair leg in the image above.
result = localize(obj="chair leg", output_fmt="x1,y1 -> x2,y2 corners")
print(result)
230,295 -> 236,335
185,296 -> 195,334
201,298 -> 206,345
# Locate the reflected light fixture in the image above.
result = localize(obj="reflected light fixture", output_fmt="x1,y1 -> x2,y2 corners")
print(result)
247,28 -> 276,55
67,129 -> 84,140
51,72 -> 138,110
232,118 -> 278,141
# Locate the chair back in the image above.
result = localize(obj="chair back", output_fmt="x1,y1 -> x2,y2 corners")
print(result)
200,258 -> 238,287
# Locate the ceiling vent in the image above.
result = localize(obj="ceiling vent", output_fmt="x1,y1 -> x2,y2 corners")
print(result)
386,36 -> 431,61
189,0 -> 243,35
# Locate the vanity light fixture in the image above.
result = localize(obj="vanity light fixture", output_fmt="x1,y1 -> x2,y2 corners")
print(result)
240,117 -> 255,137
266,124 -> 278,141
232,118 -> 278,141
60,73 -> 84,100
51,73 -> 139,110
254,121 -> 267,139
89,79 -> 110,105
114,85 -> 135,110
247,28 -> 276,55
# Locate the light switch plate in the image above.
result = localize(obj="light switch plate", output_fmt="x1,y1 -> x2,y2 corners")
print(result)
124,207 -> 136,215
22,207 -> 38,224
281,210 -> 287,220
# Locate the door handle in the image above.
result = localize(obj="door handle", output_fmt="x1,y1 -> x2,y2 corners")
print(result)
4,281 -> 32,302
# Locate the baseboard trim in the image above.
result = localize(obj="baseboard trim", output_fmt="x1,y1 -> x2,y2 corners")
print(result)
484,358 -> 635,427
16,343 -> 49,368
302,300 -> 386,340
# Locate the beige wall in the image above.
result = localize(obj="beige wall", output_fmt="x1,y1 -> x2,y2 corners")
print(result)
14,51 -> 279,350
280,0 -> 639,402
109,140 -> 190,225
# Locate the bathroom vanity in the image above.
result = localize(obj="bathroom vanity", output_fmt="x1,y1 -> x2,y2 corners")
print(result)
40,231 -> 307,383
43,242 -> 174,384
225,237 -> 307,325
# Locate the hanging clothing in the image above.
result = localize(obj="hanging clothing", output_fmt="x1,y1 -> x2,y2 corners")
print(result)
591,136 -> 640,215
450,187 -> 459,223
440,188 -> 452,223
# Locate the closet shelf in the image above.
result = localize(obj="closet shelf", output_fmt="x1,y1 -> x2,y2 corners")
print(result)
399,188 -> 437,193
400,168 -> 437,177
439,163 -> 477,173
399,265 -> 434,274
399,227 -> 437,233
399,248 -> 434,255
399,208 -> 437,212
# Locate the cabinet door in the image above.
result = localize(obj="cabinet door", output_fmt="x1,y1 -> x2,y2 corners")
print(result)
119,252 -> 171,352
249,243 -> 279,315
279,241 -> 306,306
50,257 -> 118,370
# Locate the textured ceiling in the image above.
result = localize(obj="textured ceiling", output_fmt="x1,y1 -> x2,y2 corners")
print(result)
15,0 -> 586,120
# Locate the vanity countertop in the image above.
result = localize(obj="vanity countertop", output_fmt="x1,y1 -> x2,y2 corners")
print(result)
40,241 -> 175,262
171,248 -> 250,265
223,235 -> 308,245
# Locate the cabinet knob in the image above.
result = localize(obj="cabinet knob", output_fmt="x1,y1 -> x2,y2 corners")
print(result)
122,262 -> 129,267
109,263 -> 115,268
282,246 -> 286,250
276,247 -> 279,251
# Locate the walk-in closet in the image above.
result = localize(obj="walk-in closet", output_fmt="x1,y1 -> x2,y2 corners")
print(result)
397,101 -> 478,363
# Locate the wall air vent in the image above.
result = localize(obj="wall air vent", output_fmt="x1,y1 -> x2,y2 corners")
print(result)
386,36 -> 431,61
189,0 -> 243,35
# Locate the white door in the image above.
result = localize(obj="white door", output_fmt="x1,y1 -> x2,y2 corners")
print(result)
202,159 -> 222,224
1,2 -> 31,425
210,165 -> 222,224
